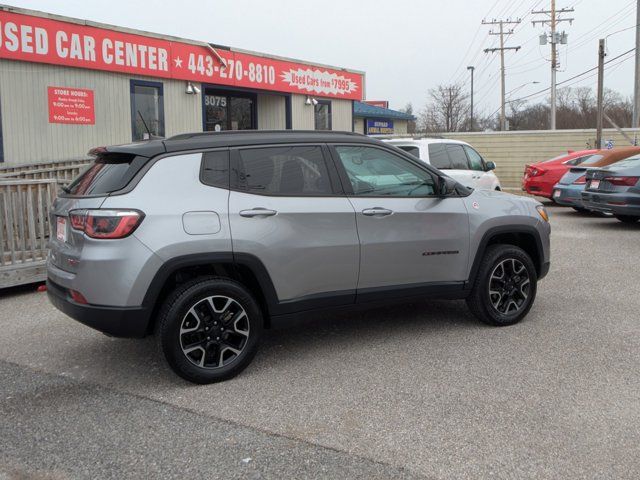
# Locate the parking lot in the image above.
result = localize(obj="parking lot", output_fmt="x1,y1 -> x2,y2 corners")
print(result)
1,203 -> 639,479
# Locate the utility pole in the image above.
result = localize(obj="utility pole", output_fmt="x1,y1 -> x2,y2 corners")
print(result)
633,0 -> 640,127
596,38 -> 606,149
467,66 -> 475,131
483,19 -> 521,131
532,1 -> 574,130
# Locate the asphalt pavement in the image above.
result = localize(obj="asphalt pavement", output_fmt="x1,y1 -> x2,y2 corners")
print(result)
1,204 -> 639,479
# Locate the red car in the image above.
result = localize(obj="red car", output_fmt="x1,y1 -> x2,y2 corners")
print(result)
522,149 -> 598,199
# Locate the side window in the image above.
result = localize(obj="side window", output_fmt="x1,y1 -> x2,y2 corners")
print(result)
397,146 -> 421,159
334,146 -> 436,197
446,144 -> 470,170
130,80 -> 164,141
237,146 -> 332,196
201,150 -> 229,188
464,146 -> 484,171
314,100 -> 332,130
427,143 -> 451,169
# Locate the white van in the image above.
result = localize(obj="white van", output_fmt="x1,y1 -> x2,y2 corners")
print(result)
382,138 -> 501,191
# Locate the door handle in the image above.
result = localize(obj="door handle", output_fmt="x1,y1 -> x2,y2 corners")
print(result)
239,208 -> 277,218
361,207 -> 393,217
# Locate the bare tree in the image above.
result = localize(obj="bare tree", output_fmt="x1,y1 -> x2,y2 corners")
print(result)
419,84 -> 470,133
502,87 -> 632,131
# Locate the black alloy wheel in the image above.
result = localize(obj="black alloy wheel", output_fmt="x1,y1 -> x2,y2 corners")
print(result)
158,277 -> 262,384
467,244 -> 538,326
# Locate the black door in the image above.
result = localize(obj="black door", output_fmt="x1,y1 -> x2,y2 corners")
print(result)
204,89 -> 256,131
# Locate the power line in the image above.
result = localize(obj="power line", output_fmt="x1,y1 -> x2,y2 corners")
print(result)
507,48 -> 635,104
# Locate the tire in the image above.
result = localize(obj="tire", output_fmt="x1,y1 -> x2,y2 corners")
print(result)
466,244 -> 538,327
614,215 -> 639,223
572,206 -> 585,212
157,276 -> 263,384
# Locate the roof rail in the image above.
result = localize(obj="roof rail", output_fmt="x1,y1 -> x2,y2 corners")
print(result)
167,130 -> 366,141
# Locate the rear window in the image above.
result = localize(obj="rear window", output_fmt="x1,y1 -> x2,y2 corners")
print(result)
65,153 -> 145,196
609,154 -> 640,169
566,154 -> 594,166
397,146 -> 421,159
581,154 -> 604,166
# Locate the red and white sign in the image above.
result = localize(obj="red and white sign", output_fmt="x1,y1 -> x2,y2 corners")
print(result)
364,100 -> 389,108
0,10 -> 363,100
48,86 -> 95,124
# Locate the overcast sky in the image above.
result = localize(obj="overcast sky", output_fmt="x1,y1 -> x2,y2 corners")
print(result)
8,0 -> 637,117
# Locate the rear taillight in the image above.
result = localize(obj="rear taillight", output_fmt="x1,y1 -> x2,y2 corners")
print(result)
69,289 -> 88,304
530,167 -> 545,177
573,175 -> 587,185
604,176 -> 640,187
69,209 -> 144,239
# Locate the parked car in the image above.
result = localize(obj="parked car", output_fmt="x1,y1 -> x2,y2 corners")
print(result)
47,131 -> 550,384
581,154 -> 640,223
522,149 -> 597,199
552,147 -> 640,211
382,138 -> 501,191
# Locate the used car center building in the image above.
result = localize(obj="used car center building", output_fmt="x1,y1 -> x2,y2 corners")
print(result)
0,5 -> 365,164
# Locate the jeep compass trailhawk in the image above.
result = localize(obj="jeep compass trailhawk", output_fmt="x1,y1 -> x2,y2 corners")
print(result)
47,131 -> 551,384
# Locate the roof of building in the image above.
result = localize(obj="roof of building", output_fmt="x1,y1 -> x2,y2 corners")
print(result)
353,102 -> 415,121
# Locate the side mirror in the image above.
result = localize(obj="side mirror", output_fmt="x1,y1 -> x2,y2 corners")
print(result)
485,161 -> 496,171
438,176 -> 458,196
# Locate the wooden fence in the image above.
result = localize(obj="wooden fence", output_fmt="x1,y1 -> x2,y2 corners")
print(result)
0,159 -> 90,288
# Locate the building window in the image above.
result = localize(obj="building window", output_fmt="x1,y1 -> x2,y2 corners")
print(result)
204,88 -> 256,131
314,100 -> 331,130
130,80 -> 164,141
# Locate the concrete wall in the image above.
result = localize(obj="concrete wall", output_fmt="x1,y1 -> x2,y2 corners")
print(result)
0,59 -> 202,164
444,128 -> 640,190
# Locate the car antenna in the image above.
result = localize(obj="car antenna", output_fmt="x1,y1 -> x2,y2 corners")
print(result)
137,110 -> 152,140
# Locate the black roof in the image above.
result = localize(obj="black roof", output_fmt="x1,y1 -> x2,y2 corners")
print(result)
102,130 -> 378,157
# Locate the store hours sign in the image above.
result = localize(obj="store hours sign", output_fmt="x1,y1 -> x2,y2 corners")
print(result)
0,10 -> 364,100
48,87 -> 95,124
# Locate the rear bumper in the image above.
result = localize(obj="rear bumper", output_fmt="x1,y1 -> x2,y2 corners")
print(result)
523,178 -> 552,198
552,184 -> 585,207
581,191 -> 640,216
47,279 -> 151,338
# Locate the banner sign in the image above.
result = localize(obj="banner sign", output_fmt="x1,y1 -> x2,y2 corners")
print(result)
364,100 -> 389,108
48,86 -> 95,124
366,119 -> 394,134
0,10 -> 363,100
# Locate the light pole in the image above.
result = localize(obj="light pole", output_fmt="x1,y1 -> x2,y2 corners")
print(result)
467,66 -> 475,131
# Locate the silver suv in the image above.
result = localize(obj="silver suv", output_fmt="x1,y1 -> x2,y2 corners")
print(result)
47,131 -> 551,384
